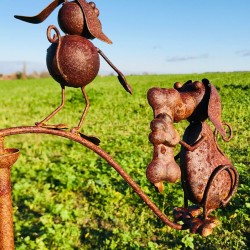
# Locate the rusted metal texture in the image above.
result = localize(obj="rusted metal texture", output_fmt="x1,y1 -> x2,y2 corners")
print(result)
0,138 -> 19,250
15,0 -> 132,133
0,127 -> 183,246
146,113 -> 181,192
147,79 -> 239,236
46,25 -> 100,88
14,0 -> 112,44
3,0 -> 237,245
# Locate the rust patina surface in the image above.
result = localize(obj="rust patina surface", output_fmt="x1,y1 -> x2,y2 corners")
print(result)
147,79 -> 239,236
15,0 -> 132,138
0,3 -> 240,249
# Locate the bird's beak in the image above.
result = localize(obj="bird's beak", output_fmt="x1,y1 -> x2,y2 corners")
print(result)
154,181 -> 164,193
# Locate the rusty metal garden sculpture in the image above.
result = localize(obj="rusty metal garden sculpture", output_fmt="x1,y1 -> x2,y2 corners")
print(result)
147,79 -> 239,236
15,0 -> 132,142
0,1 -> 239,249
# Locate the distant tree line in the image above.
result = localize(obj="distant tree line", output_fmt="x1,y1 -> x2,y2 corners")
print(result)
0,71 -> 51,80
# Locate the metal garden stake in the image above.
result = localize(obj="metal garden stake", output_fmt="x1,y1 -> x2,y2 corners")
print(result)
0,1 -> 239,249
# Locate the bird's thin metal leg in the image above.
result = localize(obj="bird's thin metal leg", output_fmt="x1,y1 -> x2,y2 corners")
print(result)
71,87 -> 89,133
35,86 -> 66,128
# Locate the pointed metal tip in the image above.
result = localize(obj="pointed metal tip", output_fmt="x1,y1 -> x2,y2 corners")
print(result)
117,75 -> 133,95
14,15 -> 43,24
154,181 -> 164,193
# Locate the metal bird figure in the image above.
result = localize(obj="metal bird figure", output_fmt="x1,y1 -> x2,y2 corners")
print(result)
15,0 -> 132,144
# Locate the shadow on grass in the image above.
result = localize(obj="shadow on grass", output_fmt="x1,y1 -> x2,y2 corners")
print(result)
80,226 -> 114,248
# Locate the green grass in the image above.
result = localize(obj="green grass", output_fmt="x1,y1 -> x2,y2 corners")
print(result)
0,72 -> 249,249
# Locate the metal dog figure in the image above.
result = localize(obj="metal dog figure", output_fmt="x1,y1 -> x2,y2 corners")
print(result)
147,79 -> 239,236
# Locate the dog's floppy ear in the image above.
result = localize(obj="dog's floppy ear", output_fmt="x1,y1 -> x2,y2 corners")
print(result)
202,79 -> 227,139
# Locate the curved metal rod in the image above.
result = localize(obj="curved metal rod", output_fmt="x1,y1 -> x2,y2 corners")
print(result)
214,122 -> 233,143
0,126 -> 182,230
14,0 -> 64,24
201,164 -> 239,217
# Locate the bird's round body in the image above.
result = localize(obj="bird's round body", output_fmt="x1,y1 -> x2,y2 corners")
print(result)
46,34 -> 100,88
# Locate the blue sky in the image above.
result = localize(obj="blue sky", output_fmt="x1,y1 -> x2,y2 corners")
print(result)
0,0 -> 250,75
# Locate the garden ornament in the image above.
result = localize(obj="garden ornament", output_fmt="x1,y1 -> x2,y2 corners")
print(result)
0,3 -> 240,248
15,0 -> 132,143
0,79 -> 239,248
147,79 -> 239,236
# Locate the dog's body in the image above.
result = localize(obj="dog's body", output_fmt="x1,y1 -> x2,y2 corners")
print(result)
180,121 -> 237,216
